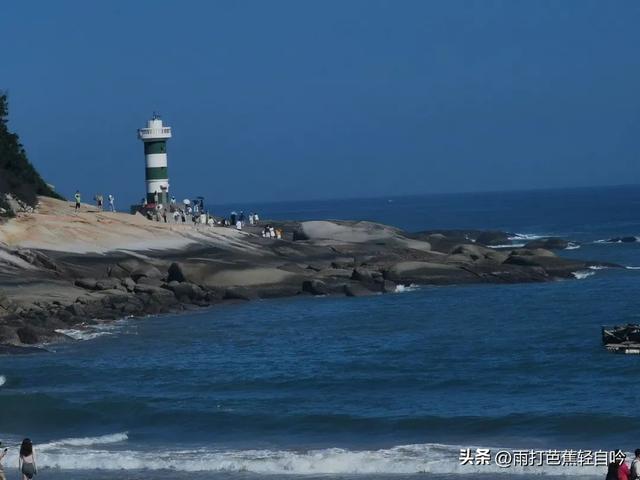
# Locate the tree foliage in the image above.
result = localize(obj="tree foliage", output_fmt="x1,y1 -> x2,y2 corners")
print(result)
0,93 -> 63,215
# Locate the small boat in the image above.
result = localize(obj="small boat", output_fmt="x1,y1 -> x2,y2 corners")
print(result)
602,324 -> 640,354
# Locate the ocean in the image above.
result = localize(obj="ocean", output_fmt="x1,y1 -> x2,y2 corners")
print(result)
2,184 -> 640,479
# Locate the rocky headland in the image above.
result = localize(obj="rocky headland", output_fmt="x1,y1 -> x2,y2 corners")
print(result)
0,196 -> 616,351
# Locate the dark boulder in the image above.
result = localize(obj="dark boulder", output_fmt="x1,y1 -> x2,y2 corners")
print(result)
343,283 -> 374,297
475,231 -> 511,246
136,276 -> 164,287
331,259 -> 355,269
14,249 -> 59,271
167,262 -> 186,283
381,279 -> 397,293
351,267 -> 380,282
302,279 -> 329,296
131,265 -> 163,282
65,302 -> 86,317
166,282 -> 206,301
133,284 -> 167,295
524,238 -> 570,250
292,230 -> 310,241
121,277 -> 136,292
74,278 -> 98,290
16,326 -> 39,344
95,278 -> 123,291
223,287 -> 257,301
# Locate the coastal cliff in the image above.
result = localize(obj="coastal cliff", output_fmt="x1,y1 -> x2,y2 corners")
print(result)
0,196 -> 607,349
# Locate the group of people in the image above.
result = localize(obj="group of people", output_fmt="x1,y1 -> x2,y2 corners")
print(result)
72,191 -> 115,212
0,438 -> 37,480
607,449 -> 640,480
71,190 -> 283,238
262,225 -> 283,239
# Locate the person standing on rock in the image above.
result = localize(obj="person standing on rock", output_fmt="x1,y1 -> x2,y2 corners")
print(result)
74,190 -> 81,211
108,194 -> 115,212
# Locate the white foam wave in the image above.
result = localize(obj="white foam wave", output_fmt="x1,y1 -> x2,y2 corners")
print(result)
5,441 -> 607,476
572,270 -> 595,280
42,432 -> 128,448
488,243 -> 525,249
594,237 -> 640,244
55,322 -> 125,342
0,375 -> 5,387
508,233 -> 545,241
589,265 -> 609,270
565,243 -> 580,250
394,284 -> 420,293
626,266 -> 640,270
54,329 -> 112,341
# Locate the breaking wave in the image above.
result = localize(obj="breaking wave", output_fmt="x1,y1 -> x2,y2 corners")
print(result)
594,237 -> 640,244
572,270 -> 595,280
42,432 -> 129,448
55,322 -> 125,341
488,243 -> 525,249
507,233 -> 545,241
0,375 -> 5,387
394,284 -> 420,293
565,243 -> 580,250
0,439 -> 610,475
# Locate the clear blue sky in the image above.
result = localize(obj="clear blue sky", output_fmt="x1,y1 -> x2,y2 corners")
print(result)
2,0 -> 639,205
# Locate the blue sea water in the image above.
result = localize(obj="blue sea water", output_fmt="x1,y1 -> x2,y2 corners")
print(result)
2,185 -> 640,479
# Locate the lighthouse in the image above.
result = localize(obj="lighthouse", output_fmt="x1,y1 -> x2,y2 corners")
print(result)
137,114 -> 172,205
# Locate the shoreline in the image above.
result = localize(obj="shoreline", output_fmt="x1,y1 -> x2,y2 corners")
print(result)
0,197 -> 616,352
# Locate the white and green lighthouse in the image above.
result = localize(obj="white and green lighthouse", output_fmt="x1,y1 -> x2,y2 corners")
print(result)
137,114 -> 172,204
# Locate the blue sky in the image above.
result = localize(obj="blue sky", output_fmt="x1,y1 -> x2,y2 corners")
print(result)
2,0 -> 639,204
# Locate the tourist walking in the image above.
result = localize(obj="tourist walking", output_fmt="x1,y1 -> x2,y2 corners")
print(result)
74,190 -> 81,211
19,438 -> 36,480
108,194 -> 115,212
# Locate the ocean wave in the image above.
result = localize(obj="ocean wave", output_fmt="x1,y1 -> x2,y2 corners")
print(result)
55,322 -> 124,341
54,329 -> 113,341
626,266 -> 640,270
572,270 -> 595,280
594,236 -> 640,244
42,432 -> 128,448
565,243 -> 580,250
0,375 -> 5,387
394,284 -> 420,293
0,440 -> 611,475
507,233 -> 545,241
589,265 -> 609,270
488,243 -> 525,249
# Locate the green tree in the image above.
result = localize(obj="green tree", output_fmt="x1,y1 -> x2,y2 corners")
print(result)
0,93 -> 63,216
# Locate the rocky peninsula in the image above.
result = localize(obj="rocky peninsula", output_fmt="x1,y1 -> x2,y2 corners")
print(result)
0,196 -> 613,351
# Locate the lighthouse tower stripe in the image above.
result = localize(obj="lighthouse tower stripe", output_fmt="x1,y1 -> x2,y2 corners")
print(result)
145,153 -> 168,168
138,116 -> 171,204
